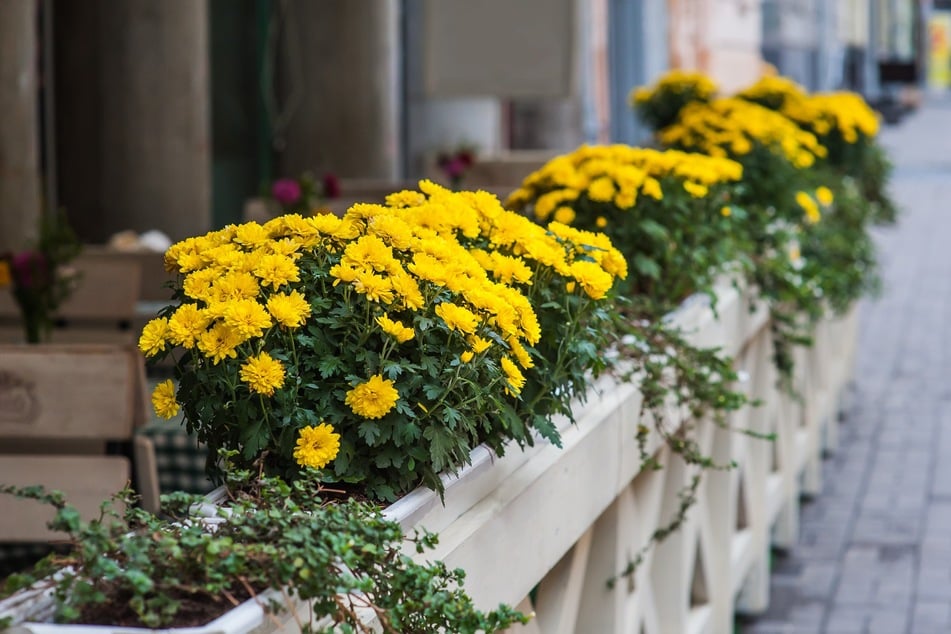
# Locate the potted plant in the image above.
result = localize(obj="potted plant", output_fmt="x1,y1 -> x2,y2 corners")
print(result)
1,181 -> 637,631
0,210 -> 82,344
140,181 -> 627,502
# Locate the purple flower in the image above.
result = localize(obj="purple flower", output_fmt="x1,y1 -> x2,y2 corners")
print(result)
322,173 -> 341,199
271,178 -> 302,206
442,157 -> 467,180
11,250 -> 47,289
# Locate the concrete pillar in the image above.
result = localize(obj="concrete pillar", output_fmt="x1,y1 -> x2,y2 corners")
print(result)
98,1 -> 211,242
280,0 -> 400,181
0,0 -> 41,252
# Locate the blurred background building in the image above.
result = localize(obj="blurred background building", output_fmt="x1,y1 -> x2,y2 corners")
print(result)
0,0 -> 930,252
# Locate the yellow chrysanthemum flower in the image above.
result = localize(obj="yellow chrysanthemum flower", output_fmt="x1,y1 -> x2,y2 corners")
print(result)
224,299 -> 273,339
368,214 -> 414,250
267,290 -> 312,329
390,271 -> 425,311
234,222 -> 271,248
569,260 -> 614,300
468,335 -> 491,354
683,181 -> 709,198
460,350 -> 474,363
345,374 -> 400,419
197,323 -> 243,364
182,268 -> 218,302
500,356 -> 526,396
377,314 -> 415,343
151,379 -> 179,419
239,351 -> 286,396
641,178 -> 664,200
353,271 -> 395,304
435,302 -> 479,335
138,317 -> 170,357
293,423 -> 341,469
816,186 -> 834,206
553,206 -> 576,225
587,177 -> 616,203
508,338 -> 535,369
796,191 -> 821,224
342,234 -> 397,274
167,304 -> 211,349
254,253 -> 300,289
385,189 -> 427,208
212,271 -> 260,302
486,253 -> 533,286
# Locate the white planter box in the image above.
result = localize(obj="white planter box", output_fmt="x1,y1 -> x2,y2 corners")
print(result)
1,281 -> 858,634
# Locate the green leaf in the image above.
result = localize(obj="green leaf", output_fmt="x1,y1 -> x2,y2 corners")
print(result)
358,420 -> 382,446
634,254 -> 662,280
317,356 -> 342,379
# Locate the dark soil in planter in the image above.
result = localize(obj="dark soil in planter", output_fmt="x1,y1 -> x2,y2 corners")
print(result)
77,585 -> 257,628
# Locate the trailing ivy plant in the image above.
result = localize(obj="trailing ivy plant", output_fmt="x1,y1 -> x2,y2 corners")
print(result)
603,302 -> 766,584
0,461 -> 528,633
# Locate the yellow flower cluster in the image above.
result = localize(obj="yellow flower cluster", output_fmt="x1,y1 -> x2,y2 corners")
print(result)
795,186 -> 835,225
737,76 -> 879,144
629,69 -> 718,105
736,75 -> 808,108
506,144 -> 743,222
659,97 -> 828,169
143,179 -> 628,477
386,180 -> 628,304
804,92 -> 880,143
795,191 -> 822,224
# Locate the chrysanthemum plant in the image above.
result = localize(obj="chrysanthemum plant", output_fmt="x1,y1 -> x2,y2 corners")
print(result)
654,94 -> 836,381
736,75 -> 897,225
734,76 -> 891,324
506,144 -> 745,315
508,145 -> 755,581
629,69 -> 718,132
141,181 -> 626,501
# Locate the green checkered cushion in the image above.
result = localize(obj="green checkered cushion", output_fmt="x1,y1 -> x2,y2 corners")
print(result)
137,422 -> 215,496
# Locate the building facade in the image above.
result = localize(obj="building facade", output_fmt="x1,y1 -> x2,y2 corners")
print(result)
0,0 -> 922,251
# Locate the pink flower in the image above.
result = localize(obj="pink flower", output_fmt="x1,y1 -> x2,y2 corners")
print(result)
271,178 -> 302,206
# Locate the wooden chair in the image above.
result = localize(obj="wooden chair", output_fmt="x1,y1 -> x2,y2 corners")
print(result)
0,344 -> 158,542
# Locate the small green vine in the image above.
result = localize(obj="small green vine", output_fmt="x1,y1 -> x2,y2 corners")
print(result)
604,301 -> 771,585
0,459 -> 528,633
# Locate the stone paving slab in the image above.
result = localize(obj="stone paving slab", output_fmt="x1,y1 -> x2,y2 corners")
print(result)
739,102 -> 951,634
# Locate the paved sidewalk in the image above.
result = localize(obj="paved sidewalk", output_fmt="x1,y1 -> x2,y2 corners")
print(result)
740,101 -> 951,634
